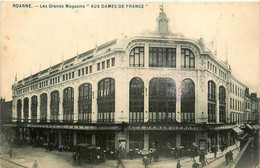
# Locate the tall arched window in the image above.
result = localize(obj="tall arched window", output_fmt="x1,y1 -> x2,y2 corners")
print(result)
181,79 -> 195,123
23,98 -> 29,122
208,81 -> 216,123
63,87 -> 74,122
31,96 -> 37,123
129,77 -> 144,123
97,78 -> 115,122
78,83 -> 92,122
181,49 -> 195,68
50,91 -> 59,122
129,47 -> 144,67
40,93 -> 47,122
219,86 -> 226,123
17,99 -> 22,122
149,78 -> 176,122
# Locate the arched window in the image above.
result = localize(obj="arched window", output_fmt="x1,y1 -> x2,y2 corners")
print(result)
219,86 -> 226,123
31,96 -> 37,123
181,79 -> 195,123
208,81 -> 216,123
63,87 -> 74,122
78,83 -> 92,122
97,78 -> 115,122
181,49 -> 195,68
149,78 -> 176,122
50,91 -> 59,122
129,77 -> 144,123
129,47 -> 144,67
40,93 -> 47,122
17,99 -> 22,122
149,47 -> 176,67
23,98 -> 29,122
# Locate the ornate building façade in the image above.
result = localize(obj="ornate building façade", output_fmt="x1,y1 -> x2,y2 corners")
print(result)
8,8 -> 257,156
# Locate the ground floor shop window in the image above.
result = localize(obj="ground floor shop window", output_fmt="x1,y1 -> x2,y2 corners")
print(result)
129,131 -> 144,150
96,131 -> 115,150
61,130 -> 73,146
181,131 -> 195,149
77,131 -> 92,144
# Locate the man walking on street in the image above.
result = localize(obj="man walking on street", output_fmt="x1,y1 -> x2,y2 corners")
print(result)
225,152 -> 229,165
8,147 -> 13,158
192,160 -> 199,168
176,160 -> 181,168
229,150 -> 233,162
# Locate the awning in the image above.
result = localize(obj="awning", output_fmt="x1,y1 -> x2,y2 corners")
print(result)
252,125 -> 260,130
246,124 -> 254,130
233,127 -> 244,135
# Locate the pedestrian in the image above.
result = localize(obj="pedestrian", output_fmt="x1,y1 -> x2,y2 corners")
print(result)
76,152 -> 81,165
191,149 -> 195,161
153,148 -> 159,162
142,154 -> 149,168
32,160 -> 38,168
225,152 -> 229,165
201,152 -> 206,166
116,149 -> 125,168
192,160 -> 199,168
176,159 -> 181,168
8,147 -> 13,158
214,146 -> 218,158
229,150 -> 233,162
72,151 -> 77,165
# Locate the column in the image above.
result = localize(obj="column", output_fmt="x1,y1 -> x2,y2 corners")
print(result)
144,43 -> 149,67
115,71 -> 129,122
73,131 -> 77,146
216,87 -> 219,123
176,132 -> 181,148
47,131 -> 49,143
59,131 -> 62,145
21,99 -> 24,122
74,87 -> 78,123
92,82 -> 97,123
92,132 -> 96,145
176,81 -> 181,123
176,44 -> 181,69
59,90 -> 63,122
144,80 -> 149,122
144,131 -> 149,151
37,96 -> 40,123
47,93 -> 51,122
216,132 -> 220,150
28,97 -> 31,122
12,99 -> 17,122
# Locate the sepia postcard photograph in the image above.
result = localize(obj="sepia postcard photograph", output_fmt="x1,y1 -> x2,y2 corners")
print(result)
0,1 -> 260,168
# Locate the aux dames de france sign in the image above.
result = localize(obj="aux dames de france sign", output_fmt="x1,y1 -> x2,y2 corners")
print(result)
128,125 -> 202,131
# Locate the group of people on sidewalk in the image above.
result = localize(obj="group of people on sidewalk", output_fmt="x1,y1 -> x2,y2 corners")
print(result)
176,151 -> 209,168
225,150 -> 234,165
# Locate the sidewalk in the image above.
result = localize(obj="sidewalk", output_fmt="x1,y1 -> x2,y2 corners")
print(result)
0,142 -> 240,168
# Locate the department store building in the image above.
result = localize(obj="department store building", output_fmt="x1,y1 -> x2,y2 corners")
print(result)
9,8 -> 250,155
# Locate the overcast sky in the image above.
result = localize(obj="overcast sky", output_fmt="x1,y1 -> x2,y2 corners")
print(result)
1,2 -> 259,101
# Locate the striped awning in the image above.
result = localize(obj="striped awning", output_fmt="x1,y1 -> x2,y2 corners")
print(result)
232,127 -> 244,135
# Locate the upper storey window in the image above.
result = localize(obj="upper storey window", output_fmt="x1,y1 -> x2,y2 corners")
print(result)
181,49 -> 195,68
149,47 -> 176,68
130,47 -> 144,67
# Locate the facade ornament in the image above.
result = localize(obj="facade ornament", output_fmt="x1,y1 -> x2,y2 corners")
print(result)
157,4 -> 170,36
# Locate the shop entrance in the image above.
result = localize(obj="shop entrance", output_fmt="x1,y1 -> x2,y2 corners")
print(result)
149,131 -> 176,157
